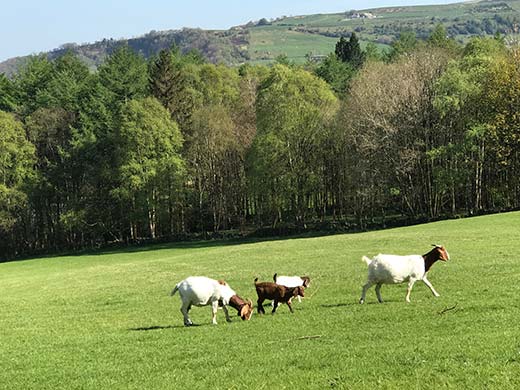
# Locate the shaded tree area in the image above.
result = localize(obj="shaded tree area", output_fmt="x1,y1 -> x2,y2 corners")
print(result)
1,29 -> 520,259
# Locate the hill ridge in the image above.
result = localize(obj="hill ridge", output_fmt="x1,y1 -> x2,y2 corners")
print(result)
2,0 -> 519,75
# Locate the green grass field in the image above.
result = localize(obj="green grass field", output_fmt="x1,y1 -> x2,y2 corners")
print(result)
1,212 -> 520,389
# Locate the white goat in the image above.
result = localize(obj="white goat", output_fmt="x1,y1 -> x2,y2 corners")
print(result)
273,273 -> 310,303
170,276 -> 253,326
359,245 -> 450,304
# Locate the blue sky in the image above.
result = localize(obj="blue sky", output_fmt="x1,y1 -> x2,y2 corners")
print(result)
1,0 -> 466,61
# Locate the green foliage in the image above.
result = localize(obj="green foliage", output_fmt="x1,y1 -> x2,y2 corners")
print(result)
37,51 -> 90,111
98,45 -> 148,108
0,111 -> 35,232
335,33 -> 365,68
148,47 -> 199,130
3,39 -> 520,257
114,97 -> 184,238
428,24 -> 459,52
274,53 -> 293,66
115,97 -> 184,196
0,74 -> 17,111
315,53 -> 356,96
14,55 -> 54,115
250,65 -> 338,223
387,31 -> 419,62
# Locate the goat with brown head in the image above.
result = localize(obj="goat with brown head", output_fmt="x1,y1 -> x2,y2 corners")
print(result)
254,278 -> 305,314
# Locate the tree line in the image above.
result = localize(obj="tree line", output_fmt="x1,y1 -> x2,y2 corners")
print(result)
1,26 -> 519,259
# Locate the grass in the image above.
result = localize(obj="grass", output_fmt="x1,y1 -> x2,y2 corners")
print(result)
1,212 -> 520,389
249,27 -> 339,62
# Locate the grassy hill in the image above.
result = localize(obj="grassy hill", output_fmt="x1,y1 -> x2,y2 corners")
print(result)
2,1 -> 520,75
1,212 -> 520,388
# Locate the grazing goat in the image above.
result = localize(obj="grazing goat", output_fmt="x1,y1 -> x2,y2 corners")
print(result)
254,278 -> 305,314
171,276 -> 253,326
273,273 -> 310,303
359,245 -> 450,304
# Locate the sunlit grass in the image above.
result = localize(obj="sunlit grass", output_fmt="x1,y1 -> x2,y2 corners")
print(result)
1,212 -> 520,388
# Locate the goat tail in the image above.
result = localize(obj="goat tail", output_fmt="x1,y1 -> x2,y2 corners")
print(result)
170,285 -> 179,296
362,256 -> 373,266
254,277 -> 259,284
273,273 -> 277,282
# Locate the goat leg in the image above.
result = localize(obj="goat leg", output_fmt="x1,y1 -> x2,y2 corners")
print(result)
257,299 -> 265,314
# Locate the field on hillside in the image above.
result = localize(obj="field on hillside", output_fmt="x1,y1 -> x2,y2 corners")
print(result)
1,212 -> 520,389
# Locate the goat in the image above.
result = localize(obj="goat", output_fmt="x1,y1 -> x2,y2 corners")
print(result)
254,278 -> 305,314
359,244 -> 450,304
273,273 -> 310,303
171,276 -> 253,326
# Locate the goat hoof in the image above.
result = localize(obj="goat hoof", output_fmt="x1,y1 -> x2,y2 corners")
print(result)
359,299 -> 364,304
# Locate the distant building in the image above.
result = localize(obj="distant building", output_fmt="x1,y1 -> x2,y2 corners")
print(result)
344,12 -> 376,20
308,54 -> 327,63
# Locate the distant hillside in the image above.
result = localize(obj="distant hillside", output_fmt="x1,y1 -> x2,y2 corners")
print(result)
2,0 -> 520,75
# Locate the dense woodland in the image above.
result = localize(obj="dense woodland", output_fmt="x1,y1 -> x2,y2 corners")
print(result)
1,25 -> 520,259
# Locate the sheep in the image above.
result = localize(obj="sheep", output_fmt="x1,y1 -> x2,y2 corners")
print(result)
170,276 -> 253,326
254,278 -> 305,314
273,273 -> 310,303
359,244 -> 450,304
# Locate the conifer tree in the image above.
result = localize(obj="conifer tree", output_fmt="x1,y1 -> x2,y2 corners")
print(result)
334,33 -> 365,68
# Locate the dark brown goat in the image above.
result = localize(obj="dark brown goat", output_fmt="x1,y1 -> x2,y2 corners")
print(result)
254,278 -> 305,314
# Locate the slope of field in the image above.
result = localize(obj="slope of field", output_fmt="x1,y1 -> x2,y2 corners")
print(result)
1,212 -> 520,388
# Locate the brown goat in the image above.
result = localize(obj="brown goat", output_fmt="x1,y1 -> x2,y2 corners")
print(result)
254,278 -> 305,314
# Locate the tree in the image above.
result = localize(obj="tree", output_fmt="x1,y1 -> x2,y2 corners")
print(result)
335,33 -> 365,68
249,65 -> 339,226
346,48 -> 453,219
149,48 -> 198,131
114,97 -> 184,239
433,37 -> 506,213
14,55 -> 54,116
315,53 -> 356,97
428,24 -> 459,54
183,64 -> 243,232
37,51 -> 90,112
482,47 -> 520,209
0,74 -> 17,112
387,31 -> 419,62
0,111 -> 35,253
98,45 -> 147,108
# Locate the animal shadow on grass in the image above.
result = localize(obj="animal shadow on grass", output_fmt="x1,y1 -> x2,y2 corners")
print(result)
129,324 -> 189,331
320,302 -> 357,308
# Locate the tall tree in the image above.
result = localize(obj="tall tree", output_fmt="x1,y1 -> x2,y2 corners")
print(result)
98,45 -> 147,109
387,31 -> 419,62
346,48 -> 453,219
335,33 -> 365,68
0,111 -> 35,255
315,53 -> 356,97
114,97 -> 184,239
14,55 -> 53,116
0,74 -> 17,112
184,64 -> 241,232
249,65 -> 339,226
149,47 -> 198,131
